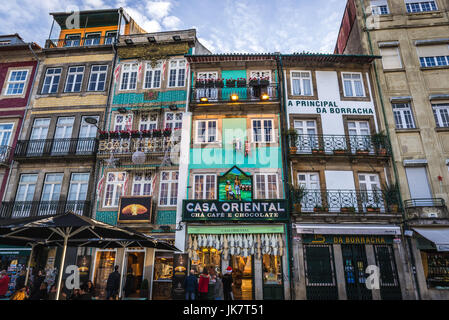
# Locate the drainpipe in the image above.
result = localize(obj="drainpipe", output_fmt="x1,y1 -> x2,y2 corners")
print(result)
358,0 -> 421,300
276,53 -> 295,300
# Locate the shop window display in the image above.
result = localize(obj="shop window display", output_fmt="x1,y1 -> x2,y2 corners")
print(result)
93,250 -> 116,300
422,251 -> 449,288
263,254 -> 282,285
152,252 -> 173,300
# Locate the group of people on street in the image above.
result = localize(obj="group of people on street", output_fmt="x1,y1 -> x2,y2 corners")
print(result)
184,266 -> 234,300
0,268 -> 97,300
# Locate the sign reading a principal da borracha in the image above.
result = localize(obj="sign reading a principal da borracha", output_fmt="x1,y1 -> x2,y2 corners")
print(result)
182,200 -> 288,222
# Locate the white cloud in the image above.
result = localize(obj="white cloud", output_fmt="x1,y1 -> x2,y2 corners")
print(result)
146,1 -> 172,20
162,16 -> 181,29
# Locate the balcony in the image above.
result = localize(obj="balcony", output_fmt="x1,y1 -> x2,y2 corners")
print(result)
0,146 -> 13,166
45,36 -> 116,49
190,83 -> 279,104
0,200 -> 91,219
292,189 -> 400,214
288,134 -> 391,159
14,138 -> 98,160
404,198 -> 448,220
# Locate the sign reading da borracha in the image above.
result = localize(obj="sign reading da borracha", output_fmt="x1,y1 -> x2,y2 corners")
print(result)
182,200 -> 288,222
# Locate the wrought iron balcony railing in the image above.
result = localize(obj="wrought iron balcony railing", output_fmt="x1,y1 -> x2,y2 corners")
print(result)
190,83 -> 279,103
289,134 -> 391,157
0,145 -> 13,165
0,200 -> 91,219
292,189 -> 400,214
404,198 -> 448,219
97,135 -> 178,156
404,198 -> 446,208
45,36 -> 117,49
14,138 -> 98,158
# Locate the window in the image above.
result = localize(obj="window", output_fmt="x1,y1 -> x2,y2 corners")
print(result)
88,65 -> 108,91
250,70 -> 271,81
139,114 -> 158,131
254,173 -> 278,199
405,0 -> 437,13
0,41 -> 11,46
104,172 -> 126,207
159,171 -> 178,206
370,0 -> 389,14
291,71 -> 312,96
433,104 -> 449,128
41,68 -> 62,94
84,33 -> 101,46
105,31 -> 117,45
15,174 -> 38,202
144,62 -> 162,89
193,174 -> 216,199
380,47 -> 402,69
417,44 -> 449,67
65,66 -> 84,93
5,70 -> 28,95
68,173 -> 89,201
114,114 -> 133,131
64,34 -> 81,47
342,73 -> 365,97
120,63 -> 138,90
393,103 -> 416,129
298,172 -> 321,211
165,112 -> 183,130
252,119 -> 274,143
41,173 -> 63,202
0,123 -> 13,147
196,120 -> 217,143
168,59 -> 186,87
197,72 -> 218,80
132,173 -> 152,196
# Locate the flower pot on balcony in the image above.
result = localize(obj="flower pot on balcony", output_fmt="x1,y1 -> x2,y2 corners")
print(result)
334,149 -> 347,155
314,207 -> 328,213
226,79 -> 236,88
377,148 -> 387,156
341,207 -> 355,213
356,150 -> 370,155
152,130 -> 162,138
290,146 -> 298,154
388,204 -> 399,213
312,149 -> 325,155
366,207 -> 380,213
237,79 -> 246,88
293,203 -> 302,213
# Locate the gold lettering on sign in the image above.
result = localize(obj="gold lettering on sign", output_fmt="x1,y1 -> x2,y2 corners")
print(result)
311,235 -> 325,244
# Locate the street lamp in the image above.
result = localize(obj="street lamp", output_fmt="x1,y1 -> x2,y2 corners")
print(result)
84,117 -> 101,130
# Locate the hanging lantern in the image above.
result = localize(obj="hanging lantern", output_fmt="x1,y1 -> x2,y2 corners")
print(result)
132,150 -> 146,164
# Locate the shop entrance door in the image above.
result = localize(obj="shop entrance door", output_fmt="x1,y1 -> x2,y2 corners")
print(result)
374,245 -> 402,300
231,255 -> 253,300
341,244 -> 372,300
122,250 -> 145,298
92,250 -> 116,300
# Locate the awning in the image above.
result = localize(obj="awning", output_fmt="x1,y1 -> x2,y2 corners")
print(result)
295,224 -> 401,236
413,227 -> 449,252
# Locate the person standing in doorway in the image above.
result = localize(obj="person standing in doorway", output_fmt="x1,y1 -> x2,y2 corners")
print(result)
106,265 -> 121,300
184,270 -> 198,300
222,266 -> 233,300
198,268 -> 210,300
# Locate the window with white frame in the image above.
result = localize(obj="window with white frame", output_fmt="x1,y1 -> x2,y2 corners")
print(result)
120,63 -> 138,90
132,173 -> 152,196
165,112 -> 183,130
103,172 -> 126,207
159,171 -> 178,206
380,47 -> 402,69
0,123 -> 13,146
197,72 -> 218,80
64,66 -> 85,93
417,44 -> 449,67
250,71 -> 271,81
254,173 -> 279,199
114,114 -> 133,131
193,174 -> 216,200
144,62 -> 162,89
5,70 -> 28,95
41,68 -> 62,94
139,114 -> 157,131
370,0 -> 389,14
15,174 -> 38,202
88,65 -> 108,91
342,72 -> 365,97
433,104 -> 449,128
252,119 -> 274,143
196,120 -> 218,143
393,103 -> 416,129
291,71 -> 312,96
405,0 -> 437,13
168,59 -> 186,87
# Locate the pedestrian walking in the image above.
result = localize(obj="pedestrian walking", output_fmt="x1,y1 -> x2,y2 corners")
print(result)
86,280 -> 96,299
30,269 -> 45,299
14,270 -> 26,292
214,273 -> 224,300
222,266 -> 234,300
0,270 -> 10,298
106,265 -> 121,300
184,270 -> 198,300
198,268 -> 210,300
208,273 -> 217,300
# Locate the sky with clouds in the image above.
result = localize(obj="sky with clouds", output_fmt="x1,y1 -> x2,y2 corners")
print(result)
0,0 -> 346,54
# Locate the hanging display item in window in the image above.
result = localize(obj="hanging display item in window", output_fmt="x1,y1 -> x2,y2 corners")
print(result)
425,252 -> 449,288
218,166 -> 252,201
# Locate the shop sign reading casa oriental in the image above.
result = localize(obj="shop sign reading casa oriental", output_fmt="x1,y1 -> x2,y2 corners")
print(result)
182,200 -> 288,222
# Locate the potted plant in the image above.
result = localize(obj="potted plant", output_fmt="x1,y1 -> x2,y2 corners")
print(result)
141,130 -> 152,138
195,79 -> 206,88
334,148 -> 347,155
292,184 -> 307,213
237,78 -> 247,88
356,148 -> 370,155
341,206 -> 356,213
372,132 -> 388,155
163,128 -> 172,137
366,204 -> 380,213
152,129 -> 162,137
286,128 -> 298,154
382,182 -> 400,213
314,205 -> 329,213
140,279 -> 149,299
215,78 -> 224,88
119,130 -> 130,138
312,148 -> 325,155
226,79 -> 236,88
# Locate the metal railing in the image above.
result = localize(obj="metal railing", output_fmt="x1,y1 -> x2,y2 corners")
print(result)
45,36 -> 117,49
98,136 -> 177,156
404,198 -> 446,208
0,200 -> 91,219
0,145 -> 13,165
292,189 -> 399,214
190,83 -> 279,103
14,138 -> 98,158
289,134 -> 391,157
